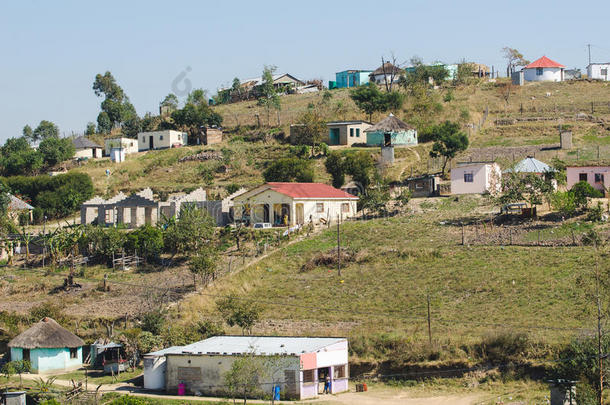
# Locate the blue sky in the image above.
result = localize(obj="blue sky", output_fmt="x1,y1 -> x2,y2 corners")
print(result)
0,0 -> 608,142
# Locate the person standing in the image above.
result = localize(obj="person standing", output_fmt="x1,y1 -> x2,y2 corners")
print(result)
323,376 -> 331,394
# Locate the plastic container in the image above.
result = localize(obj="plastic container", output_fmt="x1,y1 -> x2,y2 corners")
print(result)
363,383 -> 368,391
178,383 -> 186,396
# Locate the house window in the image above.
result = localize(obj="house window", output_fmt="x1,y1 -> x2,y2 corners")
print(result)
464,172 -> 474,183
142,137 -> 145,142
178,134 -> 181,139
602,68 -> 608,76
334,365 -> 347,379
316,203 -> 324,213
579,173 -> 588,182
341,203 -> 350,213
130,142 -> 134,147
536,67 -> 543,76
303,369 -> 315,383
160,135 -> 164,140
70,347 -> 78,359
415,183 -> 424,189
356,128 -> 360,137
350,128 -> 354,137
595,173 -> 605,183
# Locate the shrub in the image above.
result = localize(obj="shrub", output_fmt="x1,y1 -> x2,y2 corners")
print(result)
550,191 -> 577,216
226,183 -> 241,195
586,201 -> 604,222
571,181 -> 603,209
29,302 -> 64,323
263,157 -> 314,183
472,332 -> 530,364
140,310 -> 165,335
125,225 -> 164,262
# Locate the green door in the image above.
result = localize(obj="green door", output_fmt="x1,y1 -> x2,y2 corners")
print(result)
329,128 -> 340,145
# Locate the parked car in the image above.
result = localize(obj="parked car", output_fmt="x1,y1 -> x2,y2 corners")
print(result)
253,222 -> 272,229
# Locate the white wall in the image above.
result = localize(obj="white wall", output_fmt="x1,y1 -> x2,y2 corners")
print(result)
143,355 -> 166,390
451,164 -> 501,195
588,64 -> 610,80
523,67 -> 563,82
104,138 -> 138,155
138,130 -> 187,151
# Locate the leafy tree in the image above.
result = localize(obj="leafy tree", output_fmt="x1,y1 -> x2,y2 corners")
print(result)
263,158 -> 314,183
325,151 -> 345,188
344,151 -> 375,190
97,111 -> 112,134
186,89 -> 208,106
499,173 -> 554,208
359,174 -> 390,215
22,125 -> 34,143
224,353 -> 267,403
196,320 -> 225,339
125,225 -> 164,262
38,137 -> 75,166
350,83 -> 404,121
93,71 -> 138,133
217,294 -> 261,335
140,310 -> 165,335
257,65 -> 281,125
401,64 -> 449,88
230,78 -> 243,101
427,121 -> 469,175
292,109 -> 326,153
85,122 -> 96,136
163,206 -> 216,255
189,247 -> 218,288
0,137 -> 44,176
32,120 -> 59,141
171,101 -> 222,143
160,93 -> 179,111
550,191 -> 577,216
137,331 -> 163,354
502,47 -> 530,75
571,181 -> 603,209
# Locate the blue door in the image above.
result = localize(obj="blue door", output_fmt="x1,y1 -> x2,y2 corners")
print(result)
329,128 -> 340,145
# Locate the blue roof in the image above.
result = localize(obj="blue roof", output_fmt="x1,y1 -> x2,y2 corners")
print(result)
504,157 -> 553,174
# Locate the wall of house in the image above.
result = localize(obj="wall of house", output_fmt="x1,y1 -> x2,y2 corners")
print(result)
165,354 -> 301,399
366,130 -> 417,146
10,347 -> 81,373
74,147 -> 101,159
524,67 -> 563,82
451,164 -> 500,195
335,71 -> 371,88
143,355 -> 167,390
104,138 -> 138,156
567,166 -> 610,192
588,64 -> 610,80
327,123 -> 370,146
138,130 -> 186,151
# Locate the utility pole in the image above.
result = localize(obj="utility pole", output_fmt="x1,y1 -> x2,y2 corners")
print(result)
588,44 -> 592,66
337,214 -> 341,277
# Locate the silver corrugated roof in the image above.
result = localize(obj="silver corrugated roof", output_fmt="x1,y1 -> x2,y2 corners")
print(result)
504,157 -> 553,174
171,336 -> 346,356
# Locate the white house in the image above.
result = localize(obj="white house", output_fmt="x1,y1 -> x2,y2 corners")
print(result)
523,56 -> 565,82
451,162 -> 502,195
587,63 -> 610,81
369,62 -> 403,85
156,336 -> 349,400
138,130 -> 187,151
233,182 -> 358,226
72,136 -> 103,159
104,138 -> 138,157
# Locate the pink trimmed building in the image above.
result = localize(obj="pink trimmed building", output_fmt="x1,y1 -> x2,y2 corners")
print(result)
567,166 -> 610,193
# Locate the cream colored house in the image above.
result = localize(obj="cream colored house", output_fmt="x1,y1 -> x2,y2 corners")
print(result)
233,182 -> 358,226
138,130 -> 187,151
326,121 -> 371,146
451,162 -> 501,195
104,138 -> 138,156
72,136 -> 103,159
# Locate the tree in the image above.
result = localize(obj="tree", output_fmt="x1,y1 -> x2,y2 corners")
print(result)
263,158 -> 314,183
160,93 -> 179,112
22,125 -> 34,143
257,65 -> 281,126
171,101 -> 223,143
32,120 -> 59,141
502,47 -> 530,75
378,54 -> 402,91
0,137 -> 44,176
571,181 -> 603,209
85,122 -> 96,136
93,71 -> 138,133
292,109 -> 326,152
359,174 -> 391,216
499,172 -> 554,208
325,152 -> 346,188
427,121 -> 469,175
186,89 -> 208,106
38,137 -> 75,166
224,353 -> 267,404
125,225 -> 164,263
217,295 -> 261,335
350,83 -> 404,121
231,78 -> 243,101
163,206 -> 216,255
344,151 -> 375,190
189,247 -> 218,288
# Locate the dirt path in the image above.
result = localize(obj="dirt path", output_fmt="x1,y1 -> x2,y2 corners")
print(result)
322,390 -> 481,405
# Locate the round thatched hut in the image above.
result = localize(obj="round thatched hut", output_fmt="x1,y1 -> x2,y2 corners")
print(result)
8,317 -> 84,373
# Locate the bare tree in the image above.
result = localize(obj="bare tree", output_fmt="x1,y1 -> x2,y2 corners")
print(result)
502,47 -> 530,76
380,53 -> 402,92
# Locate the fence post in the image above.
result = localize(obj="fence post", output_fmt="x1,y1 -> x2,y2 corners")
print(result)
537,230 -> 541,246
461,224 -> 465,245
509,228 -> 512,245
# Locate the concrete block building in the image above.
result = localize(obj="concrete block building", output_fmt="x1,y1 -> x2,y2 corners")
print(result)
151,336 -> 349,400
522,56 -> 565,82
326,121 -> 372,146
451,162 -> 502,195
566,165 -> 610,194
587,63 -> 610,80
138,130 -> 187,151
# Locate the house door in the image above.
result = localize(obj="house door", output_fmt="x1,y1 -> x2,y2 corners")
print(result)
329,128 -> 340,145
149,136 -> 154,150
384,133 -> 392,147
22,348 -> 30,362
296,203 -> 304,225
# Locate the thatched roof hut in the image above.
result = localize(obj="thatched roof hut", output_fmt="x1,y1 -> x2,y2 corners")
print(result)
364,114 -> 415,132
8,317 -> 84,349
370,62 -> 403,76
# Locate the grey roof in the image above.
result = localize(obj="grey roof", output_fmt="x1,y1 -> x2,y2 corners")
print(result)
170,336 -> 346,356
73,136 -> 102,149
144,346 -> 185,357
327,120 -> 372,126
9,194 -> 33,211
504,157 -> 553,174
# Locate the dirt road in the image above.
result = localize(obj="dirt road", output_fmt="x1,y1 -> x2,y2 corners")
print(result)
321,390 -> 481,405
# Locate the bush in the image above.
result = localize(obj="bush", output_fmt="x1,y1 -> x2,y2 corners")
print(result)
125,225 -> 164,262
140,310 -> 165,335
571,181 -> 603,209
226,183 -> 241,195
263,157 -> 314,183
472,332 -> 530,364
29,302 -> 64,323
586,201 -> 604,222
550,191 -> 577,216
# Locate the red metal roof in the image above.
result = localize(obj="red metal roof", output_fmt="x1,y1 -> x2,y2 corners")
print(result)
267,182 -> 358,199
524,56 -> 565,69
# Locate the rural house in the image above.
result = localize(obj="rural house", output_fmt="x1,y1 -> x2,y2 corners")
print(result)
522,56 -> 565,82
155,336 -> 349,400
566,165 -> 610,193
504,157 -> 557,190
326,121 -> 372,146
8,194 -> 34,224
72,136 -> 103,159
233,182 -> 358,226
369,62 -> 404,85
104,137 -> 138,162
364,114 -> 417,147
137,130 -> 187,151
9,317 -> 84,373
587,63 -> 610,81
405,174 -> 442,197
333,69 -> 372,88
451,162 -> 502,195
201,126 -> 222,145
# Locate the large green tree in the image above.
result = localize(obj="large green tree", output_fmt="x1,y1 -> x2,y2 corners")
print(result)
257,65 -> 281,125
38,137 -> 75,166
263,157 -> 314,183
427,121 -> 469,175
163,206 -> 216,255
93,71 -> 139,135
350,83 -> 404,121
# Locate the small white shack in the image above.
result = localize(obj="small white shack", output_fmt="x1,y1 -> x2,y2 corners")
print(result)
451,162 -> 501,195
104,138 -> 138,161
137,130 -> 187,151
587,63 -> 610,81
523,56 -> 565,82
143,346 -> 184,390
159,336 -> 349,400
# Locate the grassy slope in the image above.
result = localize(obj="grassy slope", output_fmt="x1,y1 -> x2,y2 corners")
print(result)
179,196 -> 601,363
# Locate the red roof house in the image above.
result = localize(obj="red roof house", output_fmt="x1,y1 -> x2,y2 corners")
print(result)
523,56 -> 565,82
233,182 -> 358,226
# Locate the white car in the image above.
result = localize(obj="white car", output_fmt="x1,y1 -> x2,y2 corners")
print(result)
253,222 -> 272,229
